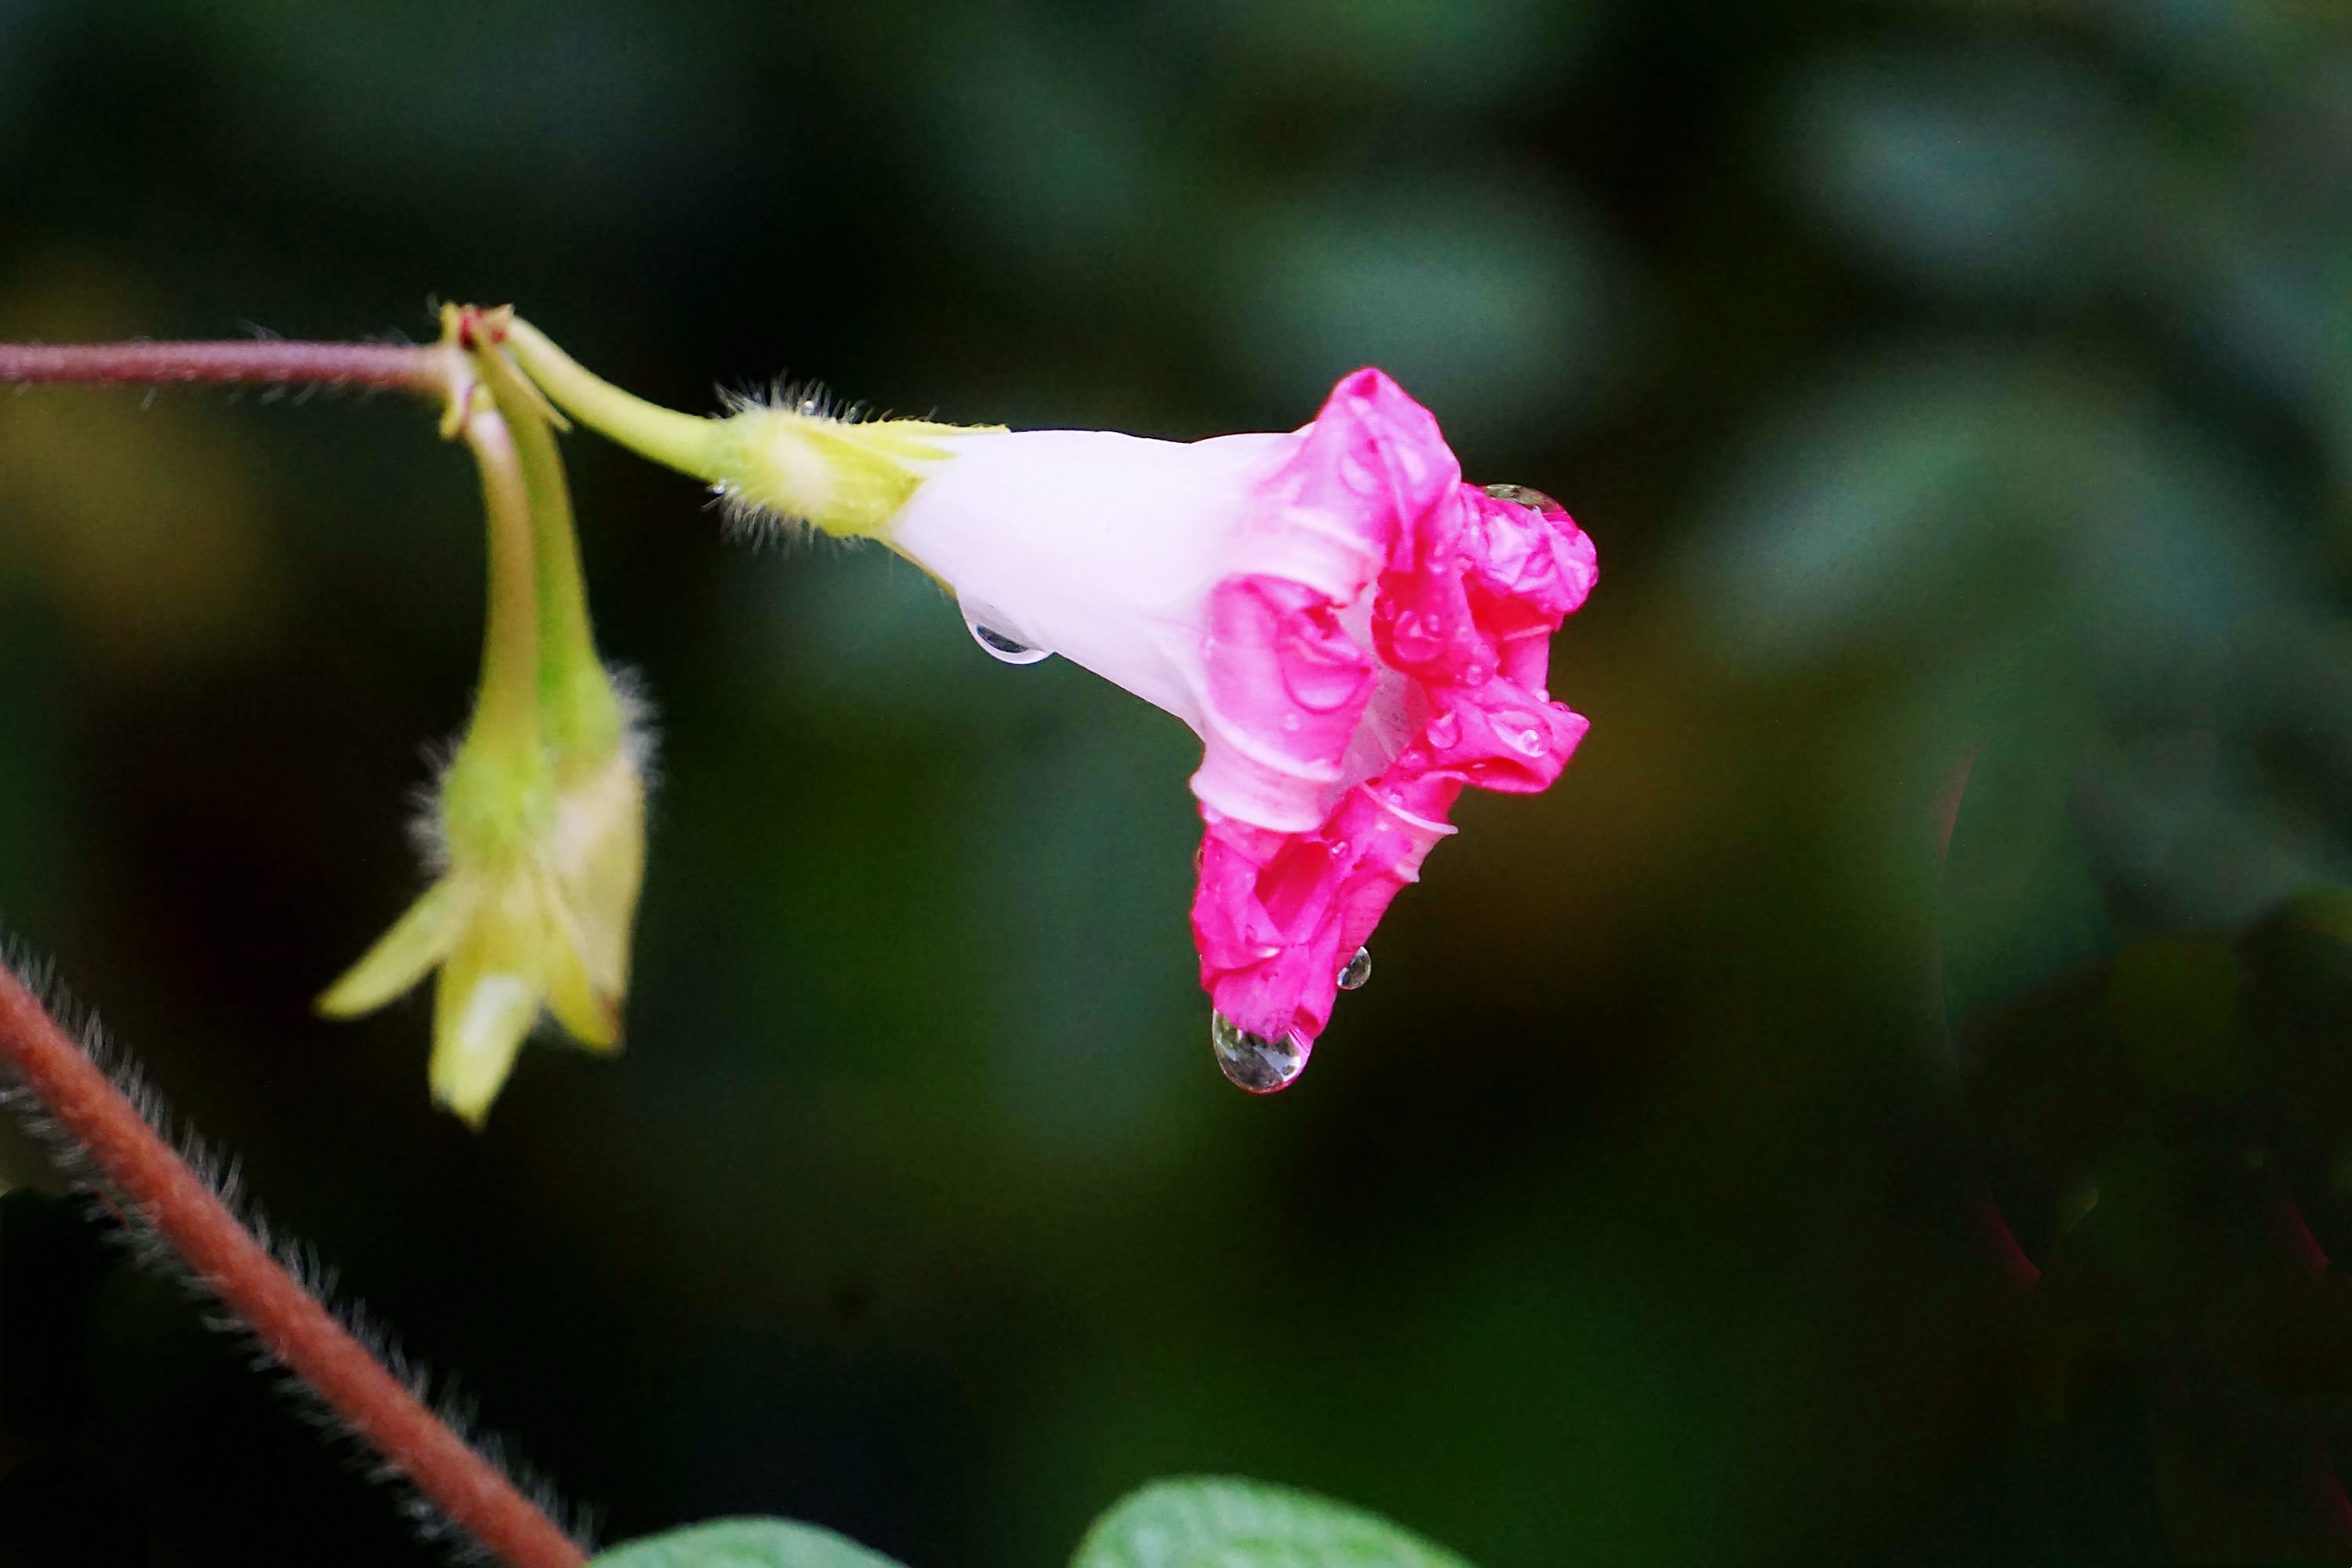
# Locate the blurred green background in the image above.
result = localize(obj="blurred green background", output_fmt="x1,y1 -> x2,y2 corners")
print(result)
5,0 -> 2352,1563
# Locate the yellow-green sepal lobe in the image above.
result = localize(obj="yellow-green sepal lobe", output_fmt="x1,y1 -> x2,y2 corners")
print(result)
318,880 -> 461,1019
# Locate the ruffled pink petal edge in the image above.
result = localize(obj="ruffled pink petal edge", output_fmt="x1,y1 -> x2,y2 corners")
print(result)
1188,369 -> 1596,1067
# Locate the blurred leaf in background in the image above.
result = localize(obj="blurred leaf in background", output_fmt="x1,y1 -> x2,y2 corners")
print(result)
1070,1477 -> 1476,1568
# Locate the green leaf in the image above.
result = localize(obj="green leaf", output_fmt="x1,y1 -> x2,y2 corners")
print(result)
1072,1477 -> 1479,1568
587,1518 -> 909,1568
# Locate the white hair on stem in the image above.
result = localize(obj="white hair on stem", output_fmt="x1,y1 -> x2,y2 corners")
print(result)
0,934 -> 598,1561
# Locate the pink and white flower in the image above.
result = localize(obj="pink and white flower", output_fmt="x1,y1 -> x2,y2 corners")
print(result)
500,323 -> 1597,1092
884,370 -> 1596,1088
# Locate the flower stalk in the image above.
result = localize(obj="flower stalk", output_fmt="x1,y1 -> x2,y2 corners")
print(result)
470,314 -> 626,768
0,961 -> 587,1568
471,313 -> 648,1031
495,317 -> 728,485
0,338 -> 459,397
495,313 -> 985,539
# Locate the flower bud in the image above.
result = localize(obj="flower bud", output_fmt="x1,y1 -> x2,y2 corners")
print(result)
320,324 -> 648,1126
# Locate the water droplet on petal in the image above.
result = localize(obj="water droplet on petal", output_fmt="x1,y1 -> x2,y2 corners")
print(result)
1483,482 -> 1563,512
1426,711 -> 1461,750
1280,626 -> 1370,713
1491,710 -> 1549,756
961,601 -> 1052,666
1211,1011 -> 1310,1093
1389,610 -> 1444,664
1338,946 -> 1372,990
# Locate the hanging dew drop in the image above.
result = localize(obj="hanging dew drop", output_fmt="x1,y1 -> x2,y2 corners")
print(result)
1338,946 -> 1372,991
1211,1011 -> 1310,1093
969,622 -> 1048,663
1483,482 -> 1563,512
960,601 -> 1052,666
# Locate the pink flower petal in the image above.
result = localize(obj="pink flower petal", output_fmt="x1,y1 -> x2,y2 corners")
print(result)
1190,575 -> 1375,833
1188,372 -> 1596,1053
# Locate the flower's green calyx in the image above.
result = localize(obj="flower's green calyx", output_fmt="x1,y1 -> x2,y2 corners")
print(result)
320,308 -> 648,1128
713,408 -> 967,539
493,311 -> 996,542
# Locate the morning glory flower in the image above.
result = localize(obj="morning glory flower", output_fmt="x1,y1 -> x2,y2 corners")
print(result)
890,372 -> 1595,1088
498,320 -> 1593,1091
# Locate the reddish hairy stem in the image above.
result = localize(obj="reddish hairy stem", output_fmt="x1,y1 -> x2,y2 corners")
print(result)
0,964 -> 587,1568
0,339 -> 453,394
